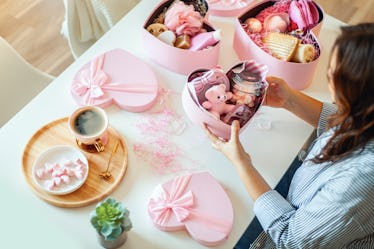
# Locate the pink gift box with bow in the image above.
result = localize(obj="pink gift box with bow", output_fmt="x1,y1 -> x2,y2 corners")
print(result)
71,48 -> 158,112
233,0 -> 324,90
148,172 -> 234,246
142,0 -> 220,75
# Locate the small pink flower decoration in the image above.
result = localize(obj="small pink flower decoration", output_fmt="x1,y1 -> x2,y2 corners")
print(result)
164,1 -> 203,36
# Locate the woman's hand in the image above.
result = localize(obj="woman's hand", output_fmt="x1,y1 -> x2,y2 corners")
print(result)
265,76 -> 323,127
264,76 -> 294,109
202,120 -> 271,200
202,120 -> 251,166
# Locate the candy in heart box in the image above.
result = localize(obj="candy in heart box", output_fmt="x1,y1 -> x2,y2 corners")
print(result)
142,0 -> 221,75
182,60 -> 268,140
233,0 -> 324,90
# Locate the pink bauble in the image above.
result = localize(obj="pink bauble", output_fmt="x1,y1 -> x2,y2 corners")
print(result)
264,13 -> 290,33
244,18 -> 262,33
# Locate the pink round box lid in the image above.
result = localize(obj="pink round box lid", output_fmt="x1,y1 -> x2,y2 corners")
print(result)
207,0 -> 253,17
71,48 -> 158,112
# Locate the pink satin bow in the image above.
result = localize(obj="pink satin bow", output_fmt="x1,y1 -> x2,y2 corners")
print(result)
233,60 -> 269,80
71,54 -> 156,105
148,174 -> 232,236
148,174 -> 194,226
190,67 -> 229,94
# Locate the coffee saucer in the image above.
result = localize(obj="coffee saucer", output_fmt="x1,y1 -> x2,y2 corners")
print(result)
76,133 -> 109,153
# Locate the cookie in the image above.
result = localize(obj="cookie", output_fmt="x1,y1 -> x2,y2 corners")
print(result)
292,43 -> 316,63
263,32 -> 299,61
147,23 -> 168,37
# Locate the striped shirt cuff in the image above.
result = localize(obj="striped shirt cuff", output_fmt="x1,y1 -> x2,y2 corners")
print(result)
253,190 -> 295,231
317,102 -> 338,136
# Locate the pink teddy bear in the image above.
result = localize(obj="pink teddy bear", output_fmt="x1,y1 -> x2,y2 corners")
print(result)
202,84 -> 236,119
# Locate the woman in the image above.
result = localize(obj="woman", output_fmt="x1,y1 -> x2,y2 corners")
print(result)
203,23 -> 374,248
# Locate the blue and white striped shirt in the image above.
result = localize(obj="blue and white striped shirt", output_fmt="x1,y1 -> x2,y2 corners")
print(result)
251,103 -> 374,249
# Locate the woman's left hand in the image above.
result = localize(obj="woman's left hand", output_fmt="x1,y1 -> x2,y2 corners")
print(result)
202,120 -> 251,166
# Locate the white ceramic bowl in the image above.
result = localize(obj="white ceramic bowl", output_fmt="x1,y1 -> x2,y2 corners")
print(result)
32,145 -> 89,195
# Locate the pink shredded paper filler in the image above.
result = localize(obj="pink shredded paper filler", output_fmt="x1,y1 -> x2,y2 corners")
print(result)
133,88 -> 197,174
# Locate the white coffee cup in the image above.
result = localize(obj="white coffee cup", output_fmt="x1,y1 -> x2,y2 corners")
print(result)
68,106 -> 108,152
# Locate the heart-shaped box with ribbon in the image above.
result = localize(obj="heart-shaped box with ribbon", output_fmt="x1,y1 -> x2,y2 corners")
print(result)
71,48 -> 158,112
233,0 -> 324,90
148,172 -> 233,246
142,0 -> 221,75
182,60 -> 268,140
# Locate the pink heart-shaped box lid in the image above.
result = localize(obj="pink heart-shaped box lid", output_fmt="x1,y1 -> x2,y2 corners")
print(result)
71,48 -> 158,112
148,172 -> 234,246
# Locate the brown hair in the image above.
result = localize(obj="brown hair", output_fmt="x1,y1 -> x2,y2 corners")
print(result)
313,23 -> 374,163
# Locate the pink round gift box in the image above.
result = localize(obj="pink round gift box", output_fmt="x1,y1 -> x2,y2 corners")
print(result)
233,0 -> 324,90
142,0 -> 220,75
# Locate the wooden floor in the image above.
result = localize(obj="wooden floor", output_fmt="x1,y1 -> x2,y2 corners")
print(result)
0,0 -> 373,77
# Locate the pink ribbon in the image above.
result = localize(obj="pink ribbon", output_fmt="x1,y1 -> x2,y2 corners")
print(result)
148,174 -> 194,226
208,0 -> 249,7
71,54 -> 156,105
232,60 -> 269,81
148,174 -> 231,235
189,67 -> 229,94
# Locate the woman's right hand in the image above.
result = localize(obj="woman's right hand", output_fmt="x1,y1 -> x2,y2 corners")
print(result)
264,76 -> 294,109
265,76 -> 323,127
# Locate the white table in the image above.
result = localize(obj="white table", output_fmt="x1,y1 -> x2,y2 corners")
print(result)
0,1 -> 345,248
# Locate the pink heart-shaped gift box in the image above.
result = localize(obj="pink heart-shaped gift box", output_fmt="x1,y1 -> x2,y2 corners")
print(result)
71,48 -> 158,112
148,172 -> 234,246
182,61 -> 268,140
233,0 -> 324,90
142,0 -> 220,75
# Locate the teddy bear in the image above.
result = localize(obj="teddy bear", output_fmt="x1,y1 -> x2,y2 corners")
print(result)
202,84 -> 236,119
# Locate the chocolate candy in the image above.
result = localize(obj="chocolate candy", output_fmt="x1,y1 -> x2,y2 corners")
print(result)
174,34 -> 191,49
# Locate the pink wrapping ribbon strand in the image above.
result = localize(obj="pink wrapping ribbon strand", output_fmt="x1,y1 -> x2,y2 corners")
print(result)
190,67 -> 229,94
148,174 -> 231,235
208,0 -> 248,7
233,60 -> 269,81
71,54 -> 156,105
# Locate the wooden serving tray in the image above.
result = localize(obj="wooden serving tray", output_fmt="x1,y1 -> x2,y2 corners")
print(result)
22,117 -> 128,208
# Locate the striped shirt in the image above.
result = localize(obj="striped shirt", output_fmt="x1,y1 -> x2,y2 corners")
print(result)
250,103 -> 374,249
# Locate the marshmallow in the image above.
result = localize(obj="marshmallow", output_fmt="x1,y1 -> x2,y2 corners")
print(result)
157,30 -> 176,46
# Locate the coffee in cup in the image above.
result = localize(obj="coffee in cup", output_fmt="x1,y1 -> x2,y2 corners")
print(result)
68,106 -> 109,152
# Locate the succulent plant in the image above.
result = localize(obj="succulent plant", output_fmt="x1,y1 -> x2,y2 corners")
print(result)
90,197 -> 132,240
